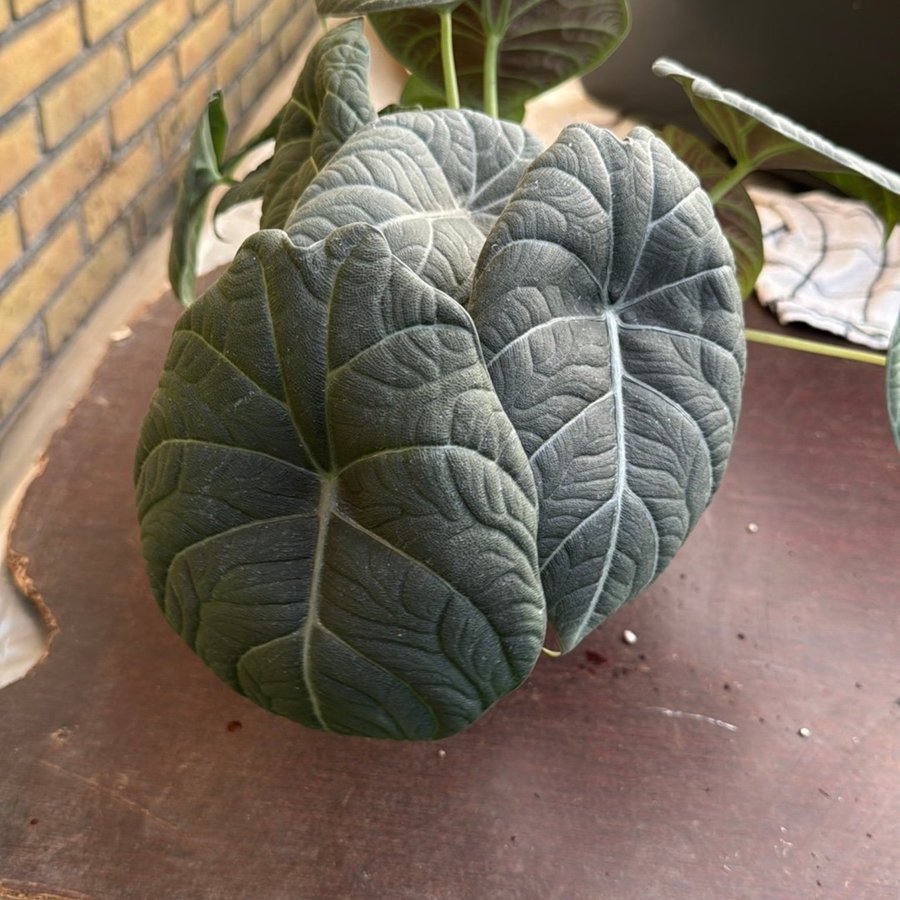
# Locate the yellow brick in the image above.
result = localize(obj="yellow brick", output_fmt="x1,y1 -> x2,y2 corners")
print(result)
177,2 -> 230,79
192,0 -> 219,15
81,0 -> 145,43
0,4 -> 82,117
126,0 -> 190,72
0,329 -> 44,420
239,41 -> 279,113
0,219 -> 81,357
0,207 -> 22,280
157,71 -> 213,160
0,111 -> 41,199
278,5 -> 315,62
39,44 -> 127,148
12,0 -> 48,15
214,21 -> 256,88
233,0 -> 264,24
18,120 -> 109,242
0,3 -> 10,29
110,53 -> 178,146
43,224 -> 131,353
82,136 -> 156,242
259,0 -> 293,44
127,153 -> 182,245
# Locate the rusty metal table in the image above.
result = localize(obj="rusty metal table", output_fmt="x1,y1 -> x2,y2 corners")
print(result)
2,292 -> 898,900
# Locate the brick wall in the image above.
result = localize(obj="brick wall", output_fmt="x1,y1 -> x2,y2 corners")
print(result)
0,0 -> 315,433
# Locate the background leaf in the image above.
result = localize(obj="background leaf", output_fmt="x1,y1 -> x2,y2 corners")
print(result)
317,0 -> 453,13
888,314 -> 900,451
262,19 -> 377,229
659,124 -> 762,299
286,108 -> 542,303
469,125 -> 745,652
168,91 -> 229,305
370,0 -> 629,120
136,225 -> 544,739
213,159 -> 271,221
653,58 -> 900,237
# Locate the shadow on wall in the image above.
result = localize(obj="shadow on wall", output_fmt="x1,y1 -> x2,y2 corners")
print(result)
583,0 -> 900,172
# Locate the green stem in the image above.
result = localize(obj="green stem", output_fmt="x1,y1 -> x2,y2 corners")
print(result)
439,8 -> 460,109
318,14 -> 328,33
483,32 -> 500,118
708,160 -> 754,205
745,328 -> 886,366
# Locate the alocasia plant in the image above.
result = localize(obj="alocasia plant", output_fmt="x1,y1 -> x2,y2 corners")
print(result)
138,6 -> 757,738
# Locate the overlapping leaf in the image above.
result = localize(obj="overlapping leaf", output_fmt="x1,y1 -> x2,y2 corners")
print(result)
888,315 -> 900,452
369,0 -> 629,120
262,19 -> 377,229
660,124 -> 762,299
469,124 -> 745,652
135,224 -> 545,739
286,108 -> 542,302
653,58 -> 900,237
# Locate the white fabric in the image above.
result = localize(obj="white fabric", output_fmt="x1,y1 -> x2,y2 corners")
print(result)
750,186 -> 900,350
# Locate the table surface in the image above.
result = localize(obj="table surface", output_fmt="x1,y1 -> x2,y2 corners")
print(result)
1,291 -> 898,900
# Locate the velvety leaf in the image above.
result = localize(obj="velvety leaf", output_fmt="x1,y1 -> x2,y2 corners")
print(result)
214,159 -> 271,221
261,19 -> 377,230
888,315 -> 900,452
653,58 -> 900,237
370,0 -> 629,120
287,108 -> 542,302
168,91 -> 229,304
660,124 -> 762,299
469,124 -> 745,652
135,224 -> 545,739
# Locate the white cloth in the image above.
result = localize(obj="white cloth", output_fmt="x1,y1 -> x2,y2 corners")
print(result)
750,186 -> 900,350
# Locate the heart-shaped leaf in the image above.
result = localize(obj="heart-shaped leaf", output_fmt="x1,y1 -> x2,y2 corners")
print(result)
370,0 -> 629,120
135,224 -> 545,739
261,19 -> 377,230
286,108 -> 542,302
659,125 -> 762,299
469,124 -> 745,652
653,58 -> 900,238
168,91 -> 229,304
888,315 -> 900,452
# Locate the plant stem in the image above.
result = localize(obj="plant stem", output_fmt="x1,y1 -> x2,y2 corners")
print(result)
745,328 -> 886,366
483,32 -> 500,118
318,14 -> 328,33
708,160 -> 754,205
439,8 -> 460,109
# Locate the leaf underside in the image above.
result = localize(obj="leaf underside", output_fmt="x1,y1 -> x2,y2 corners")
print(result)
135,225 -> 545,739
286,108 -> 542,303
469,124 -> 746,652
660,125 -> 762,299
261,18 -> 377,230
370,0 -> 629,120
653,58 -> 900,238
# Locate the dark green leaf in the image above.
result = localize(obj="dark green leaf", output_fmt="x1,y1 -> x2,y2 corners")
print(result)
262,19 -> 377,229
659,124 -> 762,299
371,0 -> 629,120
653,58 -> 900,238
213,159 -> 272,222
888,314 -> 900,452
317,0 -> 453,12
399,73 -> 448,110
168,91 -> 229,305
469,125 -> 745,652
287,108 -> 542,302
135,224 -> 545,739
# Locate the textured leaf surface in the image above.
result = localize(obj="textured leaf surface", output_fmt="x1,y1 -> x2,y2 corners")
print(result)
469,124 -> 745,652
318,0 -> 452,12
261,19 -> 376,230
371,0 -> 629,120
888,315 -> 900,452
169,91 -> 229,304
286,109 -> 542,302
660,125 -> 762,299
654,58 -> 900,237
135,225 -> 545,739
